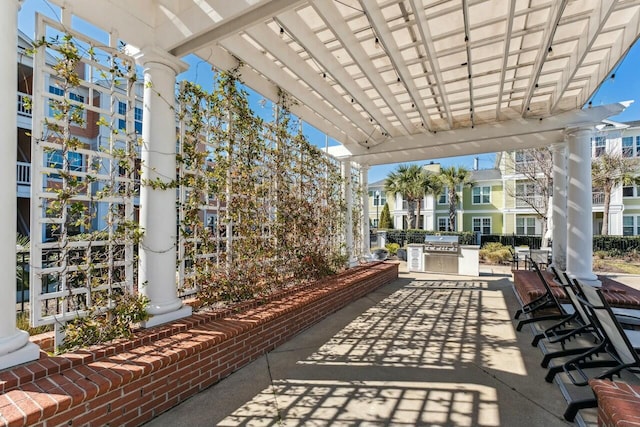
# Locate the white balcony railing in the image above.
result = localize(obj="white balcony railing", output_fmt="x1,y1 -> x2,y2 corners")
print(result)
515,195 -> 544,209
592,192 -> 605,205
17,162 -> 30,185
17,92 -> 32,117
515,193 -> 605,208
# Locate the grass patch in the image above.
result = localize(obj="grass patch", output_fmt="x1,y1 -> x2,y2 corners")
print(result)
594,258 -> 640,274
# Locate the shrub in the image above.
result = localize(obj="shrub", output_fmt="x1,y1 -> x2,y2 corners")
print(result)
385,243 -> 400,256
479,242 -> 512,264
594,250 -> 607,259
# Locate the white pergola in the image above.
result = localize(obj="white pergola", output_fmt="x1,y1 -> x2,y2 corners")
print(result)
2,0 -> 640,369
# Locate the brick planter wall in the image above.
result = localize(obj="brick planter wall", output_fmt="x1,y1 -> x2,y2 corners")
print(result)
0,262 -> 398,427
590,379 -> 640,427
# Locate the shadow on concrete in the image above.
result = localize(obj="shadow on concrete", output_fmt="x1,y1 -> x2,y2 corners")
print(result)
146,273 -> 571,427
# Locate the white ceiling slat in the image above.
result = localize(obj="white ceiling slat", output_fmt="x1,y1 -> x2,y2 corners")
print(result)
461,0 -> 475,127
244,24 -> 381,142
218,35 -> 369,147
409,0 -> 453,129
311,0 -> 415,134
363,1 -> 436,132
521,0 -> 569,116
194,45 -> 361,152
495,0 -> 516,121
169,0 -> 308,57
578,6 -> 640,111
550,0 -> 619,113
275,10 -> 398,137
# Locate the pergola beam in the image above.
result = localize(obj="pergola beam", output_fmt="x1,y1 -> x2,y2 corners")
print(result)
350,102 -> 629,165
169,0 -> 308,58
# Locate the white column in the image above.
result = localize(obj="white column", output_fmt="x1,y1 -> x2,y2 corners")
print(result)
134,48 -> 192,326
342,160 -> 356,266
359,164 -> 371,258
0,0 -> 39,370
551,143 -> 567,271
566,127 -> 600,286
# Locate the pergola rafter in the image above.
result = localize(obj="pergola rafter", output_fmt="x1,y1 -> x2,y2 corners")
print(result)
275,10 -> 396,138
243,23 -> 381,142
311,0 -> 415,135
219,34 -> 369,146
408,0 -> 453,129
362,1 -> 435,132
521,0 -> 568,116
550,0 -> 626,113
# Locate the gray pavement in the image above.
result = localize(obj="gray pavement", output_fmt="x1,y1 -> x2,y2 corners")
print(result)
146,264 -> 580,426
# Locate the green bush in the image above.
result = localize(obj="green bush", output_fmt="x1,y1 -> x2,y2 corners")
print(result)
479,242 -> 512,264
385,243 -> 400,256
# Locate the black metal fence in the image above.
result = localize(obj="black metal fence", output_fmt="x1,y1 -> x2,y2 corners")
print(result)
16,250 -> 29,312
479,234 -> 544,249
384,230 -> 475,247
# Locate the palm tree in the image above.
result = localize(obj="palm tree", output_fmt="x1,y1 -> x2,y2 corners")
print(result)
592,152 -> 640,235
437,166 -> 473,231
384,164 -> 428,229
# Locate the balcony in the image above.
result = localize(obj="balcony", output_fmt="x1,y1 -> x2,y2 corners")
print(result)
17,92 -> 32,117
17,162 -> 30,186
515,195 -> 545,209
592,192 -> 605,205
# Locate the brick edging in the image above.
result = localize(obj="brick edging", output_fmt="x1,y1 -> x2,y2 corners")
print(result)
0,262 -> 398,427
590,379 -> 640,427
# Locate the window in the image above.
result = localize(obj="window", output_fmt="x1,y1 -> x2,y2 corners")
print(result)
438,187 -> 449,204
368,190 -> 386,206
46,150 -> 83,172
49,86 -> 85,123
623,137 -> 634,157
516,217 -> 537,235
371,218 -> 379,228
592,136 -> 606,157
437,217 -> 450,232
118,102 -> 143,134
623,216 -> 635,236
472,186 -> 491,204
623,186 -> 635,197
514,151 -> 534,172
472,217 -> 491,234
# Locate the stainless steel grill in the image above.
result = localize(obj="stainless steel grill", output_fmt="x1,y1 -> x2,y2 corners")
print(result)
424,235 -> 459,273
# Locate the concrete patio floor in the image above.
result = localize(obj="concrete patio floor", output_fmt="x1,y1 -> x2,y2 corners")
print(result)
145,264 -> 600,427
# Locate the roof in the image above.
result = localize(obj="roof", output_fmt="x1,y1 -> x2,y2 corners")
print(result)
49,0 -> 639,166
470,168 -> 502,182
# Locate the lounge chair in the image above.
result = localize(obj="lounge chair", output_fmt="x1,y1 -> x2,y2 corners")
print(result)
515,261 -> 573,332
557,282 -> 640,421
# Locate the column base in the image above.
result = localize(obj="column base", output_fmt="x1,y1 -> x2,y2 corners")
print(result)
141,305 -> 192,328
0,342 -> 40,371
567,271 -> 602,287
348,257 -> 359,268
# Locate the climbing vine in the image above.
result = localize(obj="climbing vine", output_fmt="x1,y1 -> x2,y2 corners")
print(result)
177,72 -> 347,306
30,26 -> 147,351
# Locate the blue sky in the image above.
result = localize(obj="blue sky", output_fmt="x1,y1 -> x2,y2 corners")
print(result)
18,0 -> 640,183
